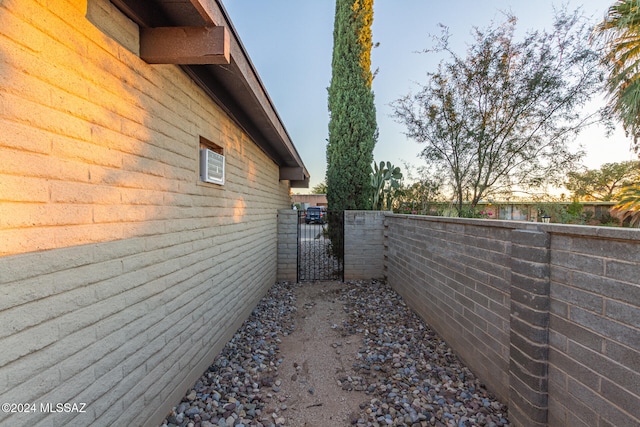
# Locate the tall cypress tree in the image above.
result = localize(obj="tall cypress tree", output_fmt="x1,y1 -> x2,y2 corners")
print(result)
327,0 -> 377,211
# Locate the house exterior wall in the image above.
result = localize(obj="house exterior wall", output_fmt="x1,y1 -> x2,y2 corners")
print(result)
291,193 -> 328,208
0,1 -> 291,426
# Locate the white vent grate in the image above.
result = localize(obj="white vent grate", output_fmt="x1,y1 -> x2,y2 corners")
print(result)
200,148 -> 225,185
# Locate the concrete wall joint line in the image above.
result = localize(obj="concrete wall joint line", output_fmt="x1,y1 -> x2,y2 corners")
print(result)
509,228 -> 551,426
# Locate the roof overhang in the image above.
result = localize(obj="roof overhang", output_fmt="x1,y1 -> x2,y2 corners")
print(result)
109,0 -> 310,188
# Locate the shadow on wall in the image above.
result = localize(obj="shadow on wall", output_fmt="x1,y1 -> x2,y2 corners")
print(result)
0,0 -> 256,256
0,2 -> 287,427
0,0 -> 164,255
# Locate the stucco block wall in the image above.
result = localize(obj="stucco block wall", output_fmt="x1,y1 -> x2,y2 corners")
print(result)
385,214 -> 640,427
344,210 -> 387,280
0,1 -> 291,426
547,228 -> 640,427
277,209 -> 298,282
385,215 -> 514,402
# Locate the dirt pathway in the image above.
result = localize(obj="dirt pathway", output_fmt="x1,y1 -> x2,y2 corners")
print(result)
263,282 -> 364,426
162,280 -> 510,427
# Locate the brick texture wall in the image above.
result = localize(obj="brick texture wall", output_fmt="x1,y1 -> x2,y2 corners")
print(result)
344,210 -> 387,280
547,228 -> 640,427
385,214 -> 640,427
0,1 -> 291,426
277,209 -> 298,282
385,216 -> 514,402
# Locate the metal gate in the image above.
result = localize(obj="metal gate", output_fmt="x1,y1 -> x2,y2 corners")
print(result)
297,209 -> 344,281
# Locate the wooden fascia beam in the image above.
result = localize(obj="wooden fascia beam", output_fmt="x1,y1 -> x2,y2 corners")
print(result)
109,0 -> 167,27
140,26 -> 230,65
281,167 -> 310,188
280,167 -> 307,181
290,177 -> 310,188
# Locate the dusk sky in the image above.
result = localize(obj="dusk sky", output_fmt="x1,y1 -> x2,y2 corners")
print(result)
223,1 -> 637,192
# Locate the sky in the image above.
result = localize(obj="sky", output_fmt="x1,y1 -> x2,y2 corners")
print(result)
223,1 -> 637,192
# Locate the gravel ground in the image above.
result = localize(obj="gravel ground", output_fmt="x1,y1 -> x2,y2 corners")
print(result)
159,280 -> 509,427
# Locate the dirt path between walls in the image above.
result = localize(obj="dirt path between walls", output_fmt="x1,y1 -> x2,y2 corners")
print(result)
261,281 -> 365,426
161,280 -> 510,427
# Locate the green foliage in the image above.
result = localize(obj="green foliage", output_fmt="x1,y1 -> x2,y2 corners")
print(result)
370,161 -> 402,210
394,163 -> 444,214
593,1 -> 640,153
395,179 -> 443,215
566,160 -> 640,201
599,212 -> 619,226
457,207 -> 480,218
392,9 -> 602,216
612,184 -> 640,226
535,203 -> 568,224
326,0 -> 377,213
537,201 -> 594,225
311,181 -> 328,194
566,200 -> 584,218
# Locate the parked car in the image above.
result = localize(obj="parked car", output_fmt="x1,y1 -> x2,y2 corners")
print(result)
305,207 -> 326,224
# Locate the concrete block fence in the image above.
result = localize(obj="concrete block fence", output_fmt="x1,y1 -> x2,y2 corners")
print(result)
344,210 -> 387,280
383,214 -> 640,427
276,209 -> 387,282
385,216 -> 514,406
277,209 -> 298,282
278,210 -> 640,426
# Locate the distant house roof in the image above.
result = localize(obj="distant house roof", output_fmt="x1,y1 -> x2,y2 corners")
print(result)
292,194 -> 328,207
110,0 -> 309,187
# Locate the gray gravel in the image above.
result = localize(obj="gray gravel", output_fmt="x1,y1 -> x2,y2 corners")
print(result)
340,280 -> 509,427
159,280 -> 509,427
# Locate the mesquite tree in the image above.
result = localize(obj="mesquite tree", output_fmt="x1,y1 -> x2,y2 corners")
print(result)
392,10 -> 603,215
566,160 -> 640,201
326,0 -> 377,212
